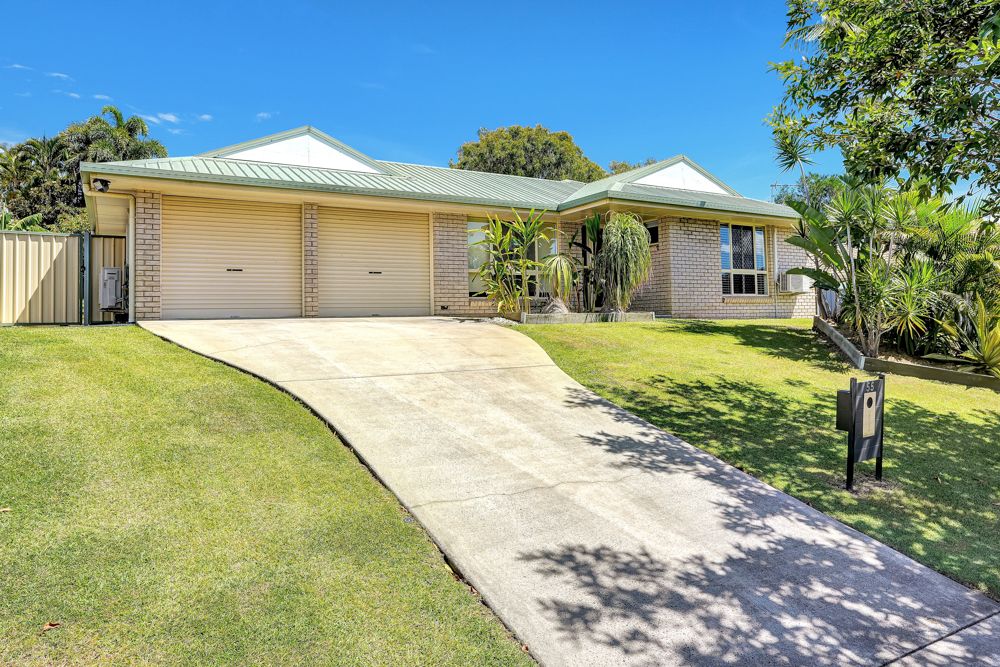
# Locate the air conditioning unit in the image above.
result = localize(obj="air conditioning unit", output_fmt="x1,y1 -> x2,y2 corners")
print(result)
99,267 -> 123,310
779,272 -> 814,294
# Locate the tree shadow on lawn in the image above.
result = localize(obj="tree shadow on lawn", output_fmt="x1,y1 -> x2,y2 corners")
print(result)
513,384 -> 999,664
653,319 -> 849,372
583,374 -> 1000,526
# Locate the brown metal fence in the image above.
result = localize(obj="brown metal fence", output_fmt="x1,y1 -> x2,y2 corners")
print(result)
0,231 -> 83,325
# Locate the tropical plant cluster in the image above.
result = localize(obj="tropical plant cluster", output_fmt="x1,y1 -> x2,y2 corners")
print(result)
786,178 -> 1000,377
471,210 -> 652,319
0,106 -> 166,230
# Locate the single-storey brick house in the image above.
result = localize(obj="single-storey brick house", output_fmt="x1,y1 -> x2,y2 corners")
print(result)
81,126 -> 813,321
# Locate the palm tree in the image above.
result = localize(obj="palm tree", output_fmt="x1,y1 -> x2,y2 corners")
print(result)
0,144 -> 31,207
63,105 -> 167,204
21,136 -> 69,215
84,105 -> 166,162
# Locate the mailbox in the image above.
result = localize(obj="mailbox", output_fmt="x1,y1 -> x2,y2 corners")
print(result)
836,375 -> 885,490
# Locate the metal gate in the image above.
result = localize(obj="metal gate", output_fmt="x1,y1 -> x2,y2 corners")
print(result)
89,235 -> 127,323
0,231 -> 83,325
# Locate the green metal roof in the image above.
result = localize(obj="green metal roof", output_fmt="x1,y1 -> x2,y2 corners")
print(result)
80,129 -> 796,219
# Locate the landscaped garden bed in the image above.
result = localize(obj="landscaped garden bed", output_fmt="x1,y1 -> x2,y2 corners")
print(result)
814,316 -> 1000,391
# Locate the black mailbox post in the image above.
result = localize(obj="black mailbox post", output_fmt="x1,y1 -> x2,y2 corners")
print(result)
836,375 -> 885,490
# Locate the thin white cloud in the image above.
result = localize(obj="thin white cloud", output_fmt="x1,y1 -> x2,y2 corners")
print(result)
255,111 -> 277,121
157,112 -> 180,123
93,94 -> 112,101
141,114 -> 162,125
46,72 -> 72,80
360,82 -> 385,90
52,90 -> 80,99
5,64 -> 32,70
167,128 -> 184,135
14,92 -> 32,97
412,43 -> 435,55
196,113 -> 213,122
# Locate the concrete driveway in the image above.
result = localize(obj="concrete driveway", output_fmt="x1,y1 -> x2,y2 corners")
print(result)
141,317 -> 998,666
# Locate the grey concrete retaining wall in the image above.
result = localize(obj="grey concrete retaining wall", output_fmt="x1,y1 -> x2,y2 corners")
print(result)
813,316 -> 1000,391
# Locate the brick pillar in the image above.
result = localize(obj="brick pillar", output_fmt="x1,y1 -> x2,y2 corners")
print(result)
302,203 -> 319,317
432,212 -> 468,314
134,191 -> 161,320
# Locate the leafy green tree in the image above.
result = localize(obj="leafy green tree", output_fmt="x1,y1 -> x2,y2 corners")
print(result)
451,125 -> 605,182
608,158 -> 656,175
773,173 -> 842,210
55,210 -> 92,233
769,0 -> 1000,214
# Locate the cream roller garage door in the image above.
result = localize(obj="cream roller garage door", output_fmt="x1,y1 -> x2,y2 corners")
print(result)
318,207 -> 430,317
161,196 -> 302,319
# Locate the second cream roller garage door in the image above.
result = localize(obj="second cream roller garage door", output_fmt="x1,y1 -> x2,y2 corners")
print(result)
318,207 -> 431,317
161,196 -> 302,319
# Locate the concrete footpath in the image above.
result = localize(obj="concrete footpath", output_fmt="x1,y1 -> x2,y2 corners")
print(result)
141,317 -> 999,666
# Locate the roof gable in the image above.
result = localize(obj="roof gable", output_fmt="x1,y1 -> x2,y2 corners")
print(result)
201,126 -> 386,174
621,156 -> 740,196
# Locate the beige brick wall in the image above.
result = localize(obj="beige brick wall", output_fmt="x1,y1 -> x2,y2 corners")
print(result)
431,212 -> 496,317
630,218 -> 671,315
302,203 -> 318,317
667,217 -> 814,319
134,191 -> 161,320
130,196 -> 811,323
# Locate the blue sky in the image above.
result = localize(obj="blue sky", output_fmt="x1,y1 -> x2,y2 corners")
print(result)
1,0 -> 843,201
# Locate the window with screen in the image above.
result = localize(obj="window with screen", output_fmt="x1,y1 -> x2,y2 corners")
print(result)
720,224 -> 767,296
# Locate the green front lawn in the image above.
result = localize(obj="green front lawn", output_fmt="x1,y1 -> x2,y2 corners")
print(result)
519,318 -> 1000,599
0,327 -> 530,666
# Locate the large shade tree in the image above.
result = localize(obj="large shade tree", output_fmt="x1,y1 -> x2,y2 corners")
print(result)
451,125 -> 605,182
769,0 -> 1000,214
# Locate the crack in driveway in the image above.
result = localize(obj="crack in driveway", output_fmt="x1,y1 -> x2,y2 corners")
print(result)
410,470 -> 650,510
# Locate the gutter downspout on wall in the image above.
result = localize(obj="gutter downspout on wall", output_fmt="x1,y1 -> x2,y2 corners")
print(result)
772,225 -> 780,318
85,188 -> 137,323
